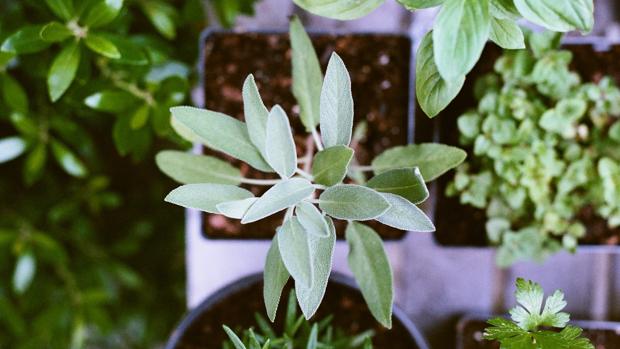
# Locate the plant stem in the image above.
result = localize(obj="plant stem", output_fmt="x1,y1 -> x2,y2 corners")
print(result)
311,128 -> 324,151
295,168 -> 314,181
237,177 -> 281,185
312,184 -> 327,190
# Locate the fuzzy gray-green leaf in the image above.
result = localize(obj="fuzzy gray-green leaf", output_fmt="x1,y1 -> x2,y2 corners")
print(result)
319,184 -> 390,221
264,235 -> 290,322
165,184 -> 254,213
265,105 -> 297,178
278,217 -> 313,289
376,193 -> 435,232
320,53 -> 353,148
346,222 -> 393,328
216,198 -> 258,219
296,201 -> 330,238
242,178 -> 315,223
155,150 -> 241,185
311,145 -> 354,186
366,167 -> 428,204
243,74 -> 270,156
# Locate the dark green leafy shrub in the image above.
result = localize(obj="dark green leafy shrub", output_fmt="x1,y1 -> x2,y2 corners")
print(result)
447,32 -> 620,266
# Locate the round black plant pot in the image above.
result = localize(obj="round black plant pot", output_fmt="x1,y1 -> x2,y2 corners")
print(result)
165,273 -> 429,349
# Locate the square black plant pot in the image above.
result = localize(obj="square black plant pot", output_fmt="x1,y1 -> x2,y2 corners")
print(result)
196,28 -> 415,240
414,37 -> 620,252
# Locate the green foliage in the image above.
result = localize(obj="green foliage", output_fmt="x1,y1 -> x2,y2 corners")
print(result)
484,278 -> 593,349
447,32 -> 620,266
223,290 -> 375,349
291,0 -> 595,118
158,17 -> 465,328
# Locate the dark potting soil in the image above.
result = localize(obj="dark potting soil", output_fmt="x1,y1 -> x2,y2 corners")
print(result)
201,32 -> 411,239
457,318 -> 620,349
171,279 -> 421,349
424,42 -> 620,247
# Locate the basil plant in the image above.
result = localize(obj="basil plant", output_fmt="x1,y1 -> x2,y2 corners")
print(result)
157,18 -> 466,328
293,0 -> 594,118
447,32 -> 620,266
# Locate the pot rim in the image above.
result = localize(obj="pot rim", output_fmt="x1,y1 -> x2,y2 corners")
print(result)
165,272 -> 430,349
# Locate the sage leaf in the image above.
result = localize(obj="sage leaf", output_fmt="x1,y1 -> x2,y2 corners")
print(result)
292,0 -> 385,20
264,235 -> 290,322
243,74 -> 269,156
39,22 -> 73,43
170,106 -> 272,172
433,0 -> 490,82
376,193 -> 435,232
242,178 -> 315,223
319,184 -> 390,221
50,140 -> 87,178
397,0 -> 444,10
156,150 -> 241,185
514,0 -> 594,33
45,0 -> 75,21
297,217 -> 336,319
265,105 -> 297,178
47,41 -> 81,102
489,18 -> 525,50
311,145 -> 354,186
296,201 -> 330,237
416,31 -> 465,118
367,168 -> 429,204
1,25 -> 50,54
320,53 -> 353,148
216,198 -> 258,219
223,326 -> 247,349
290,16 -> 323,131
278,217 -> 313,289
84,33 -> 121,59
165,184 -> 254,214
372,143 -> 467,181
0,137 -> 27,164
13,252 -> 36,295
345,222 -> 393,328
82,0 -> 124,28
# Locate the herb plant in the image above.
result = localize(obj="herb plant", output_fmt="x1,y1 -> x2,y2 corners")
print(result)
222,290 -> 374,349
484,278 -> 593,349
447,32 -> 620,266
292,0 -> 594,118
157,17 -> 466,328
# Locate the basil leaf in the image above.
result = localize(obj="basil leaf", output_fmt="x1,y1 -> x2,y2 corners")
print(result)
155,150 -> 242,185
490,0 -> 520,19
292,0 -> 385,20
514,0 -> 593,33
165,184 -> 254,213
320,53 -> 354,148
311,145 -> 354,186
47,41 -> 81,102
397,0 -> 443,10
319,184 -> 390,221
489,18 -> 525,50
242,178 -> 315,223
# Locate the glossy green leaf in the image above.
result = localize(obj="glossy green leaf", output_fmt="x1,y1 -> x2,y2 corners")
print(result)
9,113 -> 37,137
12,252 -> 36,295
292,0 -> 385,20
296,216 -> 336,319
372,143 -> 467,181
376,193 -> 435,232
24,143 -> 47,185
102,34 -> 149,65
45,0 -> 75,21
0,51 -> 15,68
216,198 -> 258,219
290,16 -> 322,130
265,105 -> 297,178
320,53 -> 353,148
346,222 -> 393,328
170,106 -> 272,172
416,31 -> 465,118
319,184 -> 390,221
141,1 -> 177,39
223,326 -> 247,349
1,74 -> 28,114
84,90 -> 138,112
312,145 -> 354,186
242,74 -> 269,157
165,183 -> 254,213
367,168 -> 429,204
514,0 -> 594,33
264,235 -> 290,322
130,104 -> 150,129
433,0 -> 490,82
47,41 -> 81,102
40,22 -> 73,43
489,18 -> 525,50
155,150 -> 242,185
0,137 -> 27,164
278,217 -> 313,289
397,0 -> 443,10
296,201 -> 330,238
50,140 -> 87,177
242,178 -> 315,223
82,0 -> 124,28
1,25 -> 51,54
84,33 -> 120,58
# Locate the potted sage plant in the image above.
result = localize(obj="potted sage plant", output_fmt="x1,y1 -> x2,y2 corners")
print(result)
157,18 -> 465,329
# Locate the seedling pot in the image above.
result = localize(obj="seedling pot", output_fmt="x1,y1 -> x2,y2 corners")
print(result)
196,28 -> 415,240
455,313 -> 620,349
416,37 -> 620,252
165,272 -> 429,349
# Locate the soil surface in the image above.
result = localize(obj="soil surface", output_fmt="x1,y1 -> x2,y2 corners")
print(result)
423,42 -> 620,247
201,32 -> 411,239
458,318 -> 620,349
171,278 -> 422,349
